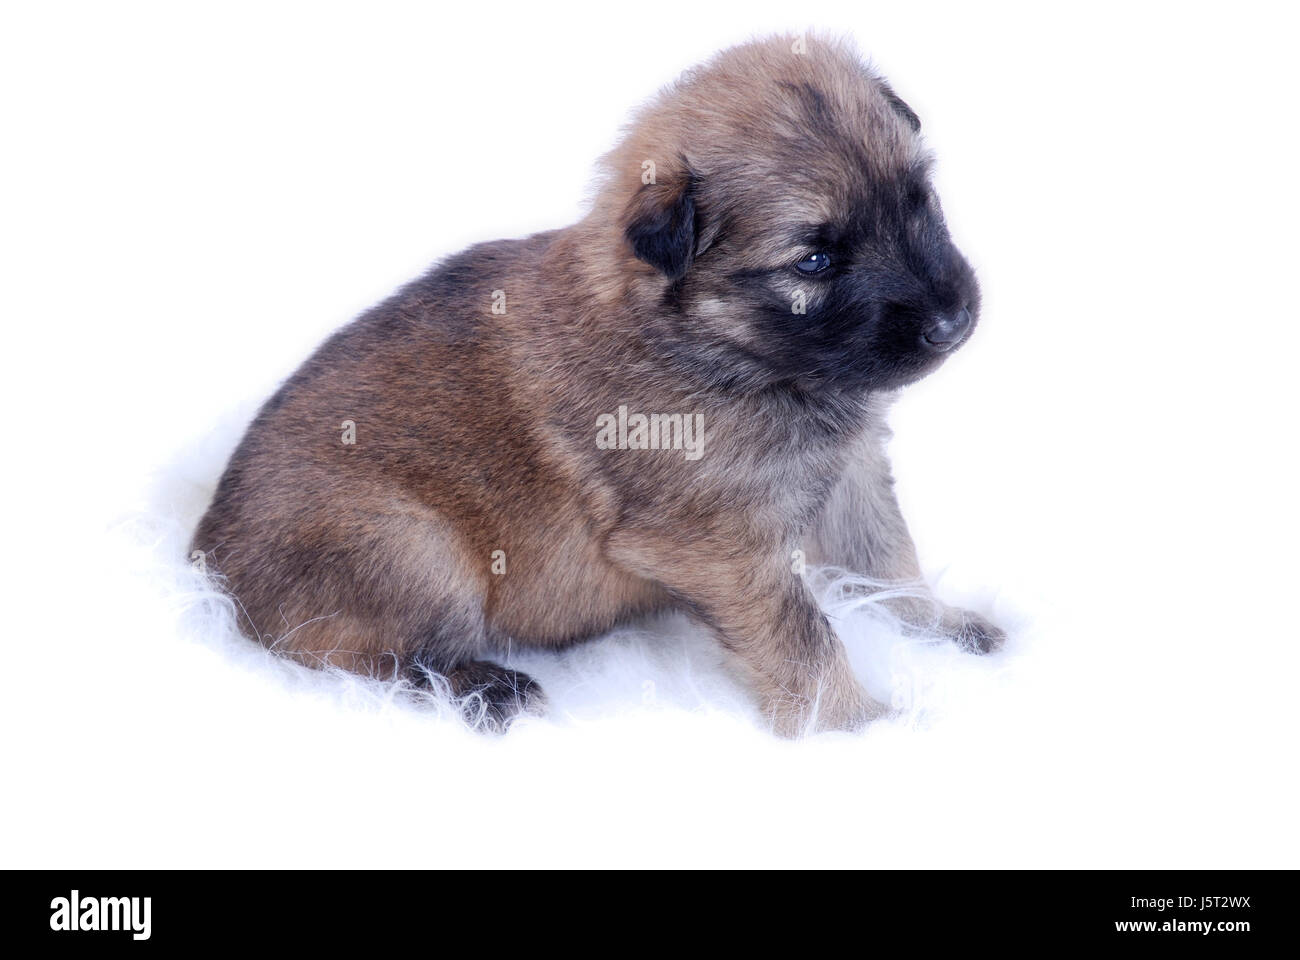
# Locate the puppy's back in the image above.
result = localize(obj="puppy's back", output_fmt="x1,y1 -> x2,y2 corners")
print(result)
194,233 -> 552,654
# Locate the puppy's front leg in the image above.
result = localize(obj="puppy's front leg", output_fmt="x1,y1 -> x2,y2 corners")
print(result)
806,417 -> 1005,653
609,530 -> 882,735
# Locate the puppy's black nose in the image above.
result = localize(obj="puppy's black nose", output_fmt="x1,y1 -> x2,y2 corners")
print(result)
922,307 -> 971,351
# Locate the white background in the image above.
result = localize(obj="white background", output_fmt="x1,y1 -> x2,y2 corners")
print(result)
2,0 -> 1297,868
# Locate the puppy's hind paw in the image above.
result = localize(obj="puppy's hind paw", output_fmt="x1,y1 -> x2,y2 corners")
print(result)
412,659 -> 548,734
453,661 -> 547,733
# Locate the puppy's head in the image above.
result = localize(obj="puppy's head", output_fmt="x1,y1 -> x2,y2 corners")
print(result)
597,35 -> 980,394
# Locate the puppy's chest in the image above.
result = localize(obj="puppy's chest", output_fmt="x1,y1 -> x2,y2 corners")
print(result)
707,423 -> 850,521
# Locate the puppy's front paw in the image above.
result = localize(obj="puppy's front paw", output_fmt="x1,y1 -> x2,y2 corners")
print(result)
943,608 -> 1005,655
766,683 -> 887,738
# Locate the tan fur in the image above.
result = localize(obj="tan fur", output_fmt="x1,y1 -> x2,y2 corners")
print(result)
193,34 -> 1001,736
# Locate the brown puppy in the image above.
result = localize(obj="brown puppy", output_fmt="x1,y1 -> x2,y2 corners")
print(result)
193,34 -> 1003,735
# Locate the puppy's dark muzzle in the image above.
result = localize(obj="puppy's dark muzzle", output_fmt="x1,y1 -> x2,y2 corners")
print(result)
921,307 -> 972,352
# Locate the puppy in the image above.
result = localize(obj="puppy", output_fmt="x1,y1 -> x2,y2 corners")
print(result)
193,34 -> 1003,735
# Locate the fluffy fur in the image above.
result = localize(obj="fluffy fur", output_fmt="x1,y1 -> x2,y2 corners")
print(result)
192,34 -> 1002,735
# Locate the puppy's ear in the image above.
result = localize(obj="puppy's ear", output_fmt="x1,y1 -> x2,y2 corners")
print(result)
878,79 -> 921,133
623,164 -> 698,281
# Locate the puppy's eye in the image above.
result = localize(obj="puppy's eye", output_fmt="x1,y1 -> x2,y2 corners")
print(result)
794,251 -> 831,274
